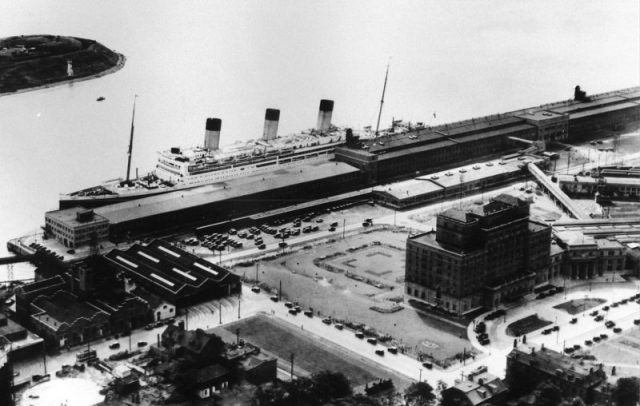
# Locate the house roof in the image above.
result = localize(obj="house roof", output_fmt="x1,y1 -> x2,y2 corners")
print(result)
196,364 -> 229,384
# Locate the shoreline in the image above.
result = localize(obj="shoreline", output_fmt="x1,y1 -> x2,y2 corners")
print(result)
0,52 -> 126,98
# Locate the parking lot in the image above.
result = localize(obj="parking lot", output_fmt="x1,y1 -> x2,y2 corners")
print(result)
472,281 -> 640,383
233,228 -> 473,365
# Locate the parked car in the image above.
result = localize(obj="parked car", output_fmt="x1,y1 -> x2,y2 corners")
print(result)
334,323 -> 343,330
375,349 -> 385,356
109,342 -> 120,350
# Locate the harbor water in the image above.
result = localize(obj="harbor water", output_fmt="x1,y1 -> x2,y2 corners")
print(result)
0,0 -> 638,267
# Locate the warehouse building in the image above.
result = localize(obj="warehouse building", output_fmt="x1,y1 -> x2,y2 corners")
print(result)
105,239 -> 241,306
95,160 -> 362,240
373,156 -> 538,209
336,87 -> 640,185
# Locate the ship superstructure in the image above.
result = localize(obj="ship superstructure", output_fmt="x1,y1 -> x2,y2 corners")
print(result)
60,100 -> 349,208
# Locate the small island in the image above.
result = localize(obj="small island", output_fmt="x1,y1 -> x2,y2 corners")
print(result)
0,34 -> 125,95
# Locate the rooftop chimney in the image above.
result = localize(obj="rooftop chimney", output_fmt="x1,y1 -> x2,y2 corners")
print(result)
263,108 -> 280,141
316,99 -> 334,133
204,118 -> 221,150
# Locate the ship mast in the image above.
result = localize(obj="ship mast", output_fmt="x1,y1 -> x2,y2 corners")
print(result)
125,95 -> 138,184
375,62 -> 390,137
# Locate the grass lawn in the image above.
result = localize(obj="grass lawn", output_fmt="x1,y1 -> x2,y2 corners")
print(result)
553,298 -> 606,315
506,314 -> 552,336
222,314 -> 412,389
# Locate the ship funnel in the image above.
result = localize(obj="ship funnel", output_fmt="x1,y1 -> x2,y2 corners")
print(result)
204,118 -> 221,150
316,99 -> 334,133
263,108 -> 280,141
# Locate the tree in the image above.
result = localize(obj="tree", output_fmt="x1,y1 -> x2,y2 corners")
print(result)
404,381 -> 435,406
534,381 -> 563,406
559,397 -> 585,406
614,377 -> 640,406
312,371 -> 352,403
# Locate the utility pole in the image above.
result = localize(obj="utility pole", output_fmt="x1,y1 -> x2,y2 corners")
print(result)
279,280 -> 282,301
290,353 -> 295,380
219,302 -> 222,324
342,218 -> 346,239
238,295 -> 241,319
42,345 -> 47,374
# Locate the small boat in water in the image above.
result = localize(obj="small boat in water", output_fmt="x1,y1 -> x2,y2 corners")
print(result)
96,96 -> 105,102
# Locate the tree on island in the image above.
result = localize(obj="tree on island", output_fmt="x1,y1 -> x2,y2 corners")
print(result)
404,381 -> 435,406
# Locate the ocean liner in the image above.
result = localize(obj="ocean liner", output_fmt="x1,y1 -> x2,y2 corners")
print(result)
59,99 -> 353,209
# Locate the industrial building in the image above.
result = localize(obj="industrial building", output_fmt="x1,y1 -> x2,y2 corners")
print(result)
558,168 -> 640,202
336,87 -> 640,184
105,239 -> 241,306
372,156 -> 539,209
405,194 -> 551,314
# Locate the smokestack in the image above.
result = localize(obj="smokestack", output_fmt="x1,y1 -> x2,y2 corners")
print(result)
263,108 -> 280,141
316,99 -> 334,133
204,118 -> 221,150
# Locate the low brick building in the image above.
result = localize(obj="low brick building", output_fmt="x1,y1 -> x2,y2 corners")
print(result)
506,347 -> 608,403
